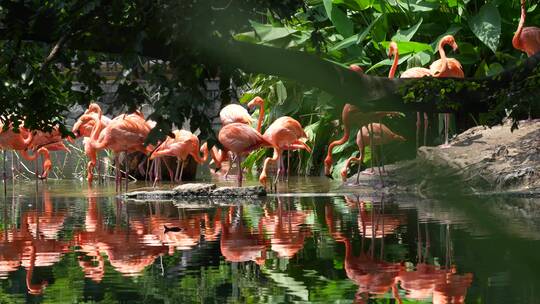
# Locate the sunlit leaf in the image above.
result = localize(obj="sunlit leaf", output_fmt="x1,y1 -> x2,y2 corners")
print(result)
323,0 -> 354,37
392,18 -> 423,42
468,3 -> 501,54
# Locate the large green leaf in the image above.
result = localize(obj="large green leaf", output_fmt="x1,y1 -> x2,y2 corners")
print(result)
468,3 -> 501,54
381,41 -> 433,55
392,18 -> 423,42
323,0 -> 354,37
329,14 -> 381,51
365,54 -> 412,73
249,21 -> 298,42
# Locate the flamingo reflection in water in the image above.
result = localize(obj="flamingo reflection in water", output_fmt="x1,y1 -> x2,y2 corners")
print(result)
0,194 -> 69,294
260,197 -> 312,259
75,198 -> 167,279
325,203 -> 401,303
220,206 -> 268,265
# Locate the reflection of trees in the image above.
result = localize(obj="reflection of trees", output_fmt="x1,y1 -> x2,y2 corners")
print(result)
261,198 -> 312,259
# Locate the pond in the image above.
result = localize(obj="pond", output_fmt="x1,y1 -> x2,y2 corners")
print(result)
0,179 -> 539,303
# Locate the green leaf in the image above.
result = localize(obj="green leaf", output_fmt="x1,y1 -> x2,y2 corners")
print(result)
356,14 -> 382,44
323,0 -> 354,37
406,0 -> 439,12
249,21 -> 298,42
276,80 -> 287,104
468,3 -> 501,54
406,51 -> 432,69
486,63 -> 504,76
392,18 -> 423,42
381,41 -> 433,54
330,34 -> 359,51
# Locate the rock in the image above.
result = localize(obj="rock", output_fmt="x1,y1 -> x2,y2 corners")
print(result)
123,190 -> 176,200
173,183 -> 216,196
211,186 -> 267,197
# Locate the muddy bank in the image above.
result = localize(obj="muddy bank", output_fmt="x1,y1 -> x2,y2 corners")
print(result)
413,119 -> 539,195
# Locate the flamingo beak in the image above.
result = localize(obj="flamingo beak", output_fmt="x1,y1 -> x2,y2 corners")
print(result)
325,174 -> 334,180
214,167 -> 221,173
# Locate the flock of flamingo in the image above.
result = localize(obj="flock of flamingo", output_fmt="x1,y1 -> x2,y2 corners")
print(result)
0,0 -> 538,190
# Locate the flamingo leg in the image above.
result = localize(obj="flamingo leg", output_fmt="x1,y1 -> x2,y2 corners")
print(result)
444,113 -> 450,146
161,158 -> 174,182
368,124 -> 375,174
287,149 -> 290,181
356,135 -> 365,185
274,152 -> 282,186
2,150 -> 6,196
114,154 -> 120,192
423,112 -> 429,147
237,155 -> 242,187
178,160 -> 184,182
152,158 -> 160,188
175,158 -> 181,182
379,119 -> 386,174
416,112 -> 421,149
125,151 -> 129,192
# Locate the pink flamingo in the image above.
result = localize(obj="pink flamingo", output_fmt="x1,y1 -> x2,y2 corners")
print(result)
429,35 -> 464,148
211,102 -> 255,177
149,129 -> 209,182
218,122 -> 270,187
259,116 -> 311,187
324,65 -> 401,178
513,0 -> 540,57
340,123 -> 405,183
88,111 -> 153,191
396,42 -> 434,148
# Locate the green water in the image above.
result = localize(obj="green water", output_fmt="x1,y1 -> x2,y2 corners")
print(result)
0,179 -> 539,303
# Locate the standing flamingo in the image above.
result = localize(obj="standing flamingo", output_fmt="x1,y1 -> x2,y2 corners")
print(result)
249,96 -> 306,180
324,65 -> 401,178
218,123 -> 270,187
0,121 -> 35,180
259,116 -> 311,187
88,111 -> 153,191
29,127 -> 70,179
396,42 -> 434,148
72,110 -> 112,183
513,0 -> 540,57
149,130 -> 208,183
429,35 -> 464,148
212,102 -> 255,178
340,123 -> 405,183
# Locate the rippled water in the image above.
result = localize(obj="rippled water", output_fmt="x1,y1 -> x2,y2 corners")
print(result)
0,179 -> 539,303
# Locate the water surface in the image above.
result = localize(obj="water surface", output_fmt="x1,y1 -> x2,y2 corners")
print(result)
0,180 -> 539,303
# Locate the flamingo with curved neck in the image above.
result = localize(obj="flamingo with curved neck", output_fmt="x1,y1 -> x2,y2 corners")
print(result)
247,96 -> 265,133
513,0 -> 540,56
323,66 -> 402,178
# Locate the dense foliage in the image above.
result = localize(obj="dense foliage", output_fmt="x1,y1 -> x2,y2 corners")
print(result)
0,0 -> 538,176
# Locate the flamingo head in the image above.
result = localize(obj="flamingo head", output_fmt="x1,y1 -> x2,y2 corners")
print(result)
323,157 -> 334,179
247,96 -> 264,110
388,41 -> 398,58
348,64 -> 364,75
441,35 -> 459,52
340,167 -> 348,182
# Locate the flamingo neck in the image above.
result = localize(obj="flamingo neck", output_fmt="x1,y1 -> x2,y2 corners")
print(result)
90,114 -> 104,142
438,38 -> 449,75
325,106 -> 352,165
195,143 -> 209,163
256,102 -> 265,133
389,49 -> 399,79
20,149 -> 38,161
513,0 -> 527,50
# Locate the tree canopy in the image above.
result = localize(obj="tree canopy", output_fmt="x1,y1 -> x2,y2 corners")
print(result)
0,0 -> 538,142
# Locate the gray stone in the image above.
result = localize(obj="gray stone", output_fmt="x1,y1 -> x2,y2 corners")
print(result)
211,186 -> 267,197
173,183 -> 217,196
123,190 -> 176,200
